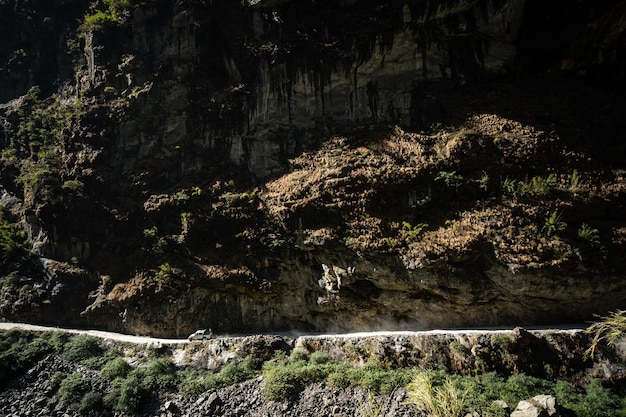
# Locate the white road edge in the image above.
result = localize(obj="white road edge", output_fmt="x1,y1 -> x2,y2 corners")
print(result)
0,322 -> 589,345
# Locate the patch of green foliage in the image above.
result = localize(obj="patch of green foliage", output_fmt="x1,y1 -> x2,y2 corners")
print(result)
61,179 -> 85,199
58,373 -> 99,412
61,335 -> 104,364
221,191 -> 257,206
177,356 -> 260,396
502,173 -> 558,198
435,170 -> 463,188
399,221 -> 428,243
541,211 -> 567,237
2,92 -> 81,208
110,358 -> 177,413
406,371 -> 626,417
586,310 -> 626,358
0,330 -> 55,387
0,218 -> 30,276
262,350 -> 417,402
100,357 -> 131,381
406,372 -> 467,417
577,223 -> 601,248
82,0 -> 135,30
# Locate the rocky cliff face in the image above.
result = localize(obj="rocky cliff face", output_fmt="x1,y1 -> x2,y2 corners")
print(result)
0,0 -> 625,336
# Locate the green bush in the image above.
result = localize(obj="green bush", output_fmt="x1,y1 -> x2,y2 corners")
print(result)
586,310 -> 626,358
406,372 -> 468,417
405,371 -> 626,417
0,331 -> 54,387
216,357 -> 258,386
327,371 -> 350,388
59,373 -> 92,408
177,368 -> 218,396
436,170 -> 464,188
555,379 -> 626,417
0,220 -> 29,274
116,374 -> 148,414
100,357 -> 131,381
541,211 -> 567,237
78,390 -> 103,414
62,335 -> 104,364
503,173 -> 557,198
288,348 -> 308,363
132,358 -> 177,392
263,366 -> 303,402
577,223 -> 601,247
262,352 -> 416,401
497,374 -> 553,409
61,179 -> 85,198
83,10 -> 117,29
399,221 -> 428,243
309,351 -> 330,365
51,371 -> 67,391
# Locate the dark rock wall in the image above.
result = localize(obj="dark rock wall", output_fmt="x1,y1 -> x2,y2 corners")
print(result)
1,0 -> 625,335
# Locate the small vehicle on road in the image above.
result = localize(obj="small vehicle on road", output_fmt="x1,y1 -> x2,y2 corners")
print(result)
188,329 -> 213,341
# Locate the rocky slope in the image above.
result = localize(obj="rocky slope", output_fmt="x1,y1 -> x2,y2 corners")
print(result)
1,327 -> 625,417
0,0 -> 625,336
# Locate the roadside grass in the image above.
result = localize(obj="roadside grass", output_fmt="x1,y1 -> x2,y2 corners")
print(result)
406,371 -> 626,417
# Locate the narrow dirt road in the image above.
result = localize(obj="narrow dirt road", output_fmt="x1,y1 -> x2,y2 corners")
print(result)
0,322 -> 189,345
0,322 -> 588,345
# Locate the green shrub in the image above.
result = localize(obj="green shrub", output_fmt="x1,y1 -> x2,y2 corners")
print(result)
116,374 -> 148,414
502,177 -> 518,196
51,371 -> 67,391
586,310 -> 626,358
569,169 -> 583,192
499,374 -> 553,408
104,359 -> 178,414
216,358 -> 258,386
450,341 -> 470,354
0,220 -> 29,274
556,379 -> 626,417
263,366 -> 303,402
59,373 -> 92,408
406,372 -> 468,417
541,211 -> 567,237
309,351 -> 330,365
288,348 -> 308,363
476,171 -> 489,191
327,371 -> 350,388
577,223 -> 601,247
62,335 -> 104,363
78,390 -> 103,414
83,10 -> 117,29
100,357 -> 131,381
400,221 -> 428,243
0,331 -> 54,387
61,179 -> 85,198
132,358 -> 177,392
103,86 -> 118,97
177,368 -> 218,396
436,171 -> 464,188
503,173 -> 557,198
521,174 -> 557,197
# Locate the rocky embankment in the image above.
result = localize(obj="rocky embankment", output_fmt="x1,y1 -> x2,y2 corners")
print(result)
1,326 -> 625,416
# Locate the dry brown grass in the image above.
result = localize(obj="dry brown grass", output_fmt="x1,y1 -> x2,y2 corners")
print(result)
258,114 -> 622,270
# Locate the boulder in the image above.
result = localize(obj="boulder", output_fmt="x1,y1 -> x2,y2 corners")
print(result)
511,395 -> 561,417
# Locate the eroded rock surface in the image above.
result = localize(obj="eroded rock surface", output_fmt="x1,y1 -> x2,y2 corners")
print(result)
0,0 -> 625,335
